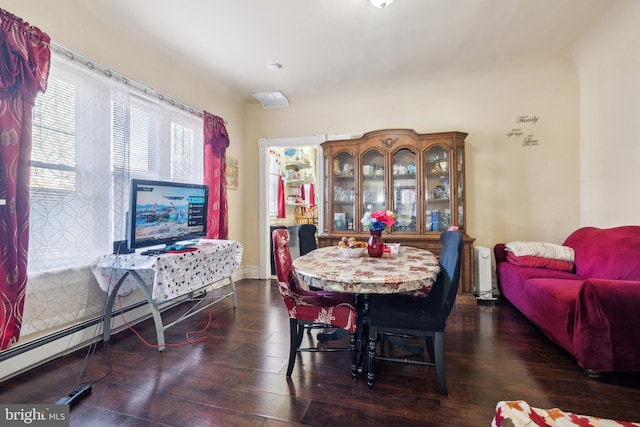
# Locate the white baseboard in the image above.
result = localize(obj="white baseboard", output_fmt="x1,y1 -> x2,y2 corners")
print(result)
242,265 -> 260,279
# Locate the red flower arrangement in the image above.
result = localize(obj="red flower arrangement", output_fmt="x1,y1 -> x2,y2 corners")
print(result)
361,210 -> 396,231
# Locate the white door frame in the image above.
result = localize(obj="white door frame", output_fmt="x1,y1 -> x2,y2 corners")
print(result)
258,135 -> 326,279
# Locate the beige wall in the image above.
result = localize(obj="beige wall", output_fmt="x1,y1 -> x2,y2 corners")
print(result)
243,58 -> 581,268
572,0 -> 640,227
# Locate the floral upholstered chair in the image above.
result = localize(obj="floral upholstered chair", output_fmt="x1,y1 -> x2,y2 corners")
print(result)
272,229 -> 358,378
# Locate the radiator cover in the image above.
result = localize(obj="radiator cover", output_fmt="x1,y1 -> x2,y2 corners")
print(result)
474,246 -> 494,300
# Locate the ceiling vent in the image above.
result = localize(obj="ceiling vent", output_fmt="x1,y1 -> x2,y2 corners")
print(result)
252,91 -> 290,109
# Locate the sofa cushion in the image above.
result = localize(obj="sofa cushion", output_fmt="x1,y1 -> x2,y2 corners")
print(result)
505,241 -> 575,261
506,253 -> 574,272
563,226 -> 640,281
496,262 -> 582,308
520,278 -> 585,353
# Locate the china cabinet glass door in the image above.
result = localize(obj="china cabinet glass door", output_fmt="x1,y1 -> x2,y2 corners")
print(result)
392,148 -> 417,232
361,149 -> 385,230
424,146 -> 451,232
332,151 -> 356,232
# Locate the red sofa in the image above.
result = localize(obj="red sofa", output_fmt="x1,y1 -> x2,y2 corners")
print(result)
494,226 -> 640,375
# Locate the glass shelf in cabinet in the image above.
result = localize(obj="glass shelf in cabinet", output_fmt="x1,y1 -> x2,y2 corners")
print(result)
426,164 -> 449,174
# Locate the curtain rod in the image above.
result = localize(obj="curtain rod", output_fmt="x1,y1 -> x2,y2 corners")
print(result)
49,41 -> 227,124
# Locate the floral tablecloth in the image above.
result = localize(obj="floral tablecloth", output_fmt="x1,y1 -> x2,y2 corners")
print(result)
292,245 -> 440,294
90,239 -> 243,301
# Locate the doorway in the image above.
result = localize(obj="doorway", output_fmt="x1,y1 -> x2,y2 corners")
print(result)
258,135 -> 325,279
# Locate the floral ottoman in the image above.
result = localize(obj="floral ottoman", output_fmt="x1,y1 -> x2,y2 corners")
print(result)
492,400 -> 640,427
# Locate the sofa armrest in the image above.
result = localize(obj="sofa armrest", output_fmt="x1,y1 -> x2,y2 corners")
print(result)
573,278 -> 640,373
494,243 -> 508,264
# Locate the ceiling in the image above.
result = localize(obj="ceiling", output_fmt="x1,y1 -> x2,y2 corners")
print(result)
75,0 -> 618,105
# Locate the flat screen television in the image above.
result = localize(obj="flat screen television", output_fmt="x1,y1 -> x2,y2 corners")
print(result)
127,179 -> 208,250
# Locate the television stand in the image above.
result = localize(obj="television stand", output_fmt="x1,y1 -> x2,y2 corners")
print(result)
91,240 -> 243,351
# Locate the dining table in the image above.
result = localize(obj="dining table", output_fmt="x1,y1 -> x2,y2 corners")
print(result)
292,245 -> 440,295
292,244 -> 441,364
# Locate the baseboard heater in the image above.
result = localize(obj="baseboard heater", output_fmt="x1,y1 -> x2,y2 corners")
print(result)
474,246 -> 496,300
0,299 -> 162,382
0,300 -> 146,363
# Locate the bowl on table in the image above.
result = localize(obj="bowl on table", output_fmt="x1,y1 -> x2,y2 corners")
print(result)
338,246 -> 366,258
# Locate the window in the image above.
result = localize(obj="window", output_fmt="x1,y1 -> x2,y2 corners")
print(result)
28,54 -> 203,273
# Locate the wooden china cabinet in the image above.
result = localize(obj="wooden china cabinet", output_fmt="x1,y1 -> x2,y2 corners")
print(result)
318,129 -> 476,295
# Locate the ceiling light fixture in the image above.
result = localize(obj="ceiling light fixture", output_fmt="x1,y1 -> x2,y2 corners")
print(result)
369,0 -> 394,8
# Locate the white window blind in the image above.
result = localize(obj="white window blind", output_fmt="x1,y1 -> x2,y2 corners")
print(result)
112,100 -> 160,177
31,78 -> 77,192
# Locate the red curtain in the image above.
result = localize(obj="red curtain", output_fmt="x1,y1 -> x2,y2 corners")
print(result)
299,183 -> 315,208
203,112 -> 229,240
307,183 -> 315,208
0,9 -> 51,350
277,175 -> 285,218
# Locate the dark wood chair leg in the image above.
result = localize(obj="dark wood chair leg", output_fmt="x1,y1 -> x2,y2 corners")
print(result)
434,331 -> 448,396
367,326 -> 377,388
295,323 -> 304,348
425,333 -> 435,362
350,332 -> 357,379
286,319 -> 299,377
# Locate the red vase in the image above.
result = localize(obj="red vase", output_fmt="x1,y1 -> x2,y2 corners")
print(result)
367,229 -> 384,257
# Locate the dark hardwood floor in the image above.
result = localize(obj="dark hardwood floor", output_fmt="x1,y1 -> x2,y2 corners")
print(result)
1,278 -> 639,426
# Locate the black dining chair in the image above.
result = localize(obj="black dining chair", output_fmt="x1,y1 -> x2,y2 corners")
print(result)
298,223 -> 317,256
297,223 -> 324,336
366,230 -> 463,395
